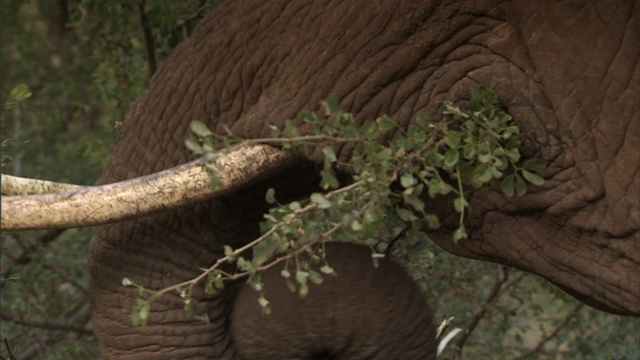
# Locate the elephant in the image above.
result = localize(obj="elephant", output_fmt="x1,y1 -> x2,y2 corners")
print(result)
16,0 -> 634,358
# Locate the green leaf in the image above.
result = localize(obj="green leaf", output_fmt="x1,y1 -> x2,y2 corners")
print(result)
444,148 -> 460,167
408,124 -> 427,143
462,143 -> 477,160
446,131 -> 461,148
282,119 -> 300,138
351,219 -> 363,231
364,207 -> 381,224
428,179 -> 441,198
475,164 -> 493,184
295,271 -> 309,285
453,196 -> 468,213
478,153 -> 492,163
515,174 -> 527,196
322,146 -> 337,163
237,257 -> 253,271
203,139 -> 215,153
403,193 -> 425,212
320,169 -> 340,190
224,245 -> 234,257
298,283 -> 309,297
522,169 -> 545,186
185,137 -> 203,154
265,188 -> 277,204
184,301 -> 196,316
249,274 -> 263,291
190,120 -> 212,137
463,119 -> 476,132
489,165 -> 503,179
289,201 -> 301,211
467,92 -> 483,112
213,277 -> 225,291
280,269 -> 291,278
310,193 -> 332,209
298,110 -> 318,124
138,302 -> 149,321
320,265 -> 336,275
501,125 -> 520,139
396,207 -> 417,222
425,214 -> 441,229
252,239 -> 279,266
286,279 -> 296,293
203,151 -> 217,163
322,97 -> 338,114
400,173 -> 417,188
414,113 -> 429,127
502,174 -> 516,197
258,296 -> 270,308
4,84 -> 32,110
204,281 -> 217,295
504,148 -> 521,162
453,227 -> 467,242
522,159 -> 547,173
308,270 -> 323,285
361,121 -> 379,140
376,148 -> 393,162
376,115 -> 396,133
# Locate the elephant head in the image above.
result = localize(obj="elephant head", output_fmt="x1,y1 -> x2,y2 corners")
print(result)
2,0 -> 637,358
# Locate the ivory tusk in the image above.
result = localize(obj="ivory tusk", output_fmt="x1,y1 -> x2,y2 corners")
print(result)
1,174 -> 86,195
1,143 -> 297,230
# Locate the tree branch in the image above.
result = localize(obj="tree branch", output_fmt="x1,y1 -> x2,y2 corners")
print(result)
41,263 -> 89,295
453,266 -> 510,358
4,302 -> 93,359
137,0 -> 157,79
513,303 -> 584,359
2,338 -> 17,360
1,229 -> 66,278
0,312 -> 92,336
174,0 -> 213,29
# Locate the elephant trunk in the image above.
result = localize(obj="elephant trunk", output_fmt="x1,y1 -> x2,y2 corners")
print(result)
231,242 -> 437,359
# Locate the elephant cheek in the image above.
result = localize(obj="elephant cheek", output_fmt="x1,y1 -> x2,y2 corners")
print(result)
230,242 -> 437,360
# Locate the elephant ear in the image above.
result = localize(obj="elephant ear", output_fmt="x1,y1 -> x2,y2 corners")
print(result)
230,242 -> 437,360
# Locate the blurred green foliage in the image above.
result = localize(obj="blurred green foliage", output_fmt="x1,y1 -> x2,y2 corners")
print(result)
394,234 -> 640,359
1,0 -> 213,358
0,1 -> 638,359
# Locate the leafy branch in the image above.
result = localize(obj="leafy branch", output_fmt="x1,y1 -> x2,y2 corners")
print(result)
125,86 -> 547,322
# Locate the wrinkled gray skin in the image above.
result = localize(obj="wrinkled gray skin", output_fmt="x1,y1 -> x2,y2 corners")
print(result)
90,0 -> 639,358
232,242 -> 436,360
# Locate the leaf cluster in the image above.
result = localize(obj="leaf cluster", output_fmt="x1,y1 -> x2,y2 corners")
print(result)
128,86 -> 547,318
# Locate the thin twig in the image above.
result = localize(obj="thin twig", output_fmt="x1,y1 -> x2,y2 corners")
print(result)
2,338 -> 17,360
0,313 -> 93,336
41,263 -> 89,295
1,229 -> 66,278
148,180 -> 367,300
453,266 -> 510,358
174,0 -> 213,29
513,303 -> 584,359
137,0 -> 157,79
244,134 -> 364,145
229,201 -> 374,281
